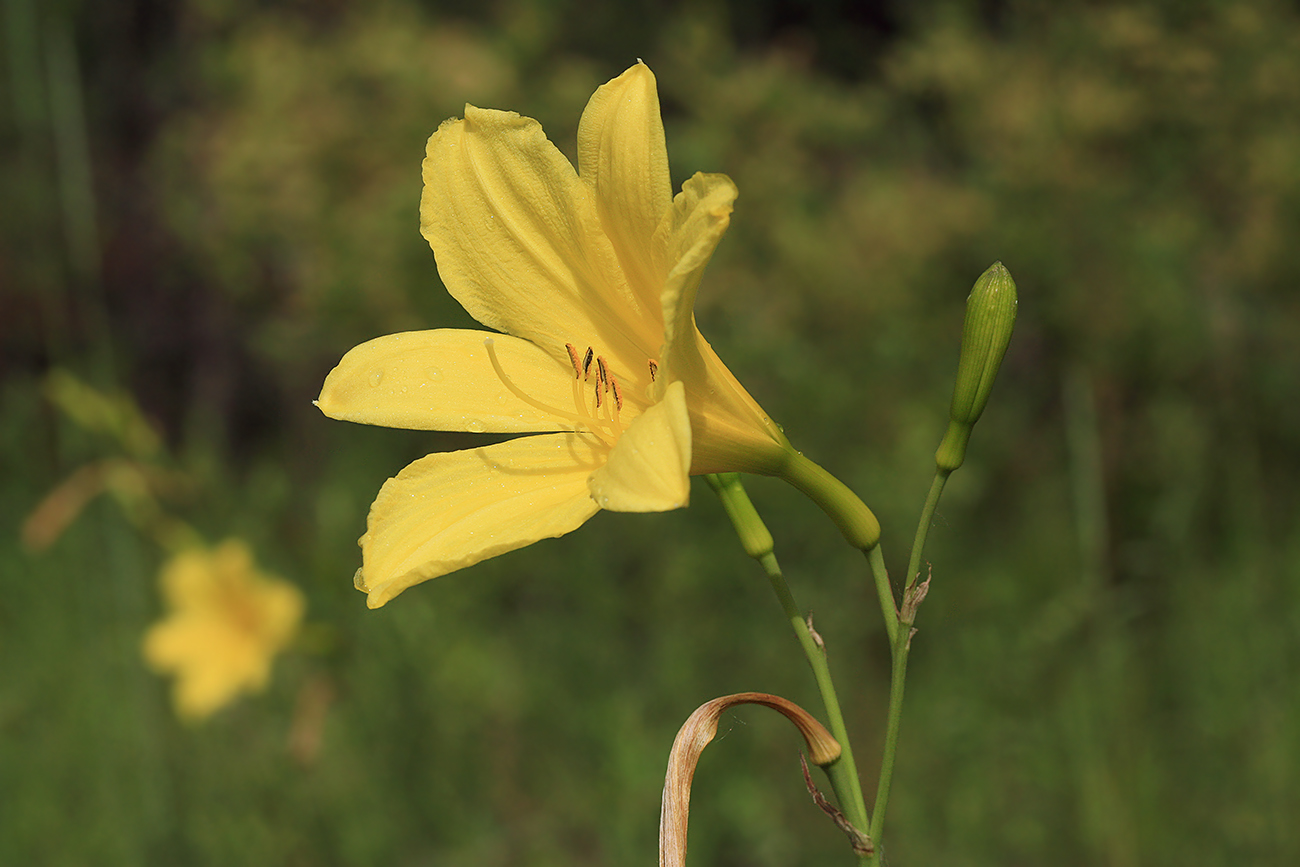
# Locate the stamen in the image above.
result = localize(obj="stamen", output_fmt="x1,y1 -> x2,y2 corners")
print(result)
611,375 -> 624,411
648,359 -> 658,381
594,378 -> 603,409
596,356 -> 609,393
565,343 -> 582,379
582,347 -> 594,381
482,337 -> 616,440
571,376 -> 586,429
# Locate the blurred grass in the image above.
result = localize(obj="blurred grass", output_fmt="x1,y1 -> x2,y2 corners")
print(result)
3,0 -> 1299,864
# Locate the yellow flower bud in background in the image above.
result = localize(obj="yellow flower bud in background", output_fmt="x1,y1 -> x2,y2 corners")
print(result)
935,262 -> 1018,472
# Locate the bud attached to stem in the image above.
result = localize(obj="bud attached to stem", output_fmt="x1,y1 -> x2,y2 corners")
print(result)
936,262 -> 1018,472
705,473 -> 774,560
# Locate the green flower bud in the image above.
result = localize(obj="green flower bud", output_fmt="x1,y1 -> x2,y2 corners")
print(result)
705,473 -> 774,559
935,262 -> 1018,472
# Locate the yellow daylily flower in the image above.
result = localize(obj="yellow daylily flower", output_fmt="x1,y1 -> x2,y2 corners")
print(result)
317,62 -> 790,608
142,540 -> 304,720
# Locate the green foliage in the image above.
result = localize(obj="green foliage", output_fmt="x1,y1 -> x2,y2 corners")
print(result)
3,0 -> 1299,864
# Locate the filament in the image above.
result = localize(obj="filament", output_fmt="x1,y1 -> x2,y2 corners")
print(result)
483,337 -> 617,443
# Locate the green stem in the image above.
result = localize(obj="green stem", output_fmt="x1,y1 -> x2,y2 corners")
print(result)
759,553 -> 871,838
706,474 -> 872,853
867,618 -> 911,856
865,468 -> 951,863
905,471 -> 950,595
868,542 -> 900,648
774,449 -> 897,644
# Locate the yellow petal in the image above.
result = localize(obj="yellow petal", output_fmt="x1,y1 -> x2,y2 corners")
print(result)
157,547 -> 221,608
649,174 -> 788,474
251,577 -> 307,648
655,172 -> 737,390
144,616 -> 265,719
577,62 -> 673,319
588,380 -> 691,512
316,329 -> 588,433
421,107 -> 657,374
358,433 -> 606,607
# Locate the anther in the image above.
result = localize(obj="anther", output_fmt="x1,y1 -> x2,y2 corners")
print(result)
596,356 -> 609,393
582,347 -> 594,381
565,343 -> 582,379
594,379 -> 603,409
611,375 -> 623,411
648,359 -> 658,381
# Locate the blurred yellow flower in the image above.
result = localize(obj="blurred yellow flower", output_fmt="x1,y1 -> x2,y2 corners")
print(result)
143,540 -> 304,720
317,62 -> 790,608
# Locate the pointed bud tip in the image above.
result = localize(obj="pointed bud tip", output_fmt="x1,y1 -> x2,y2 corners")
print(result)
971,261 -> 1017,307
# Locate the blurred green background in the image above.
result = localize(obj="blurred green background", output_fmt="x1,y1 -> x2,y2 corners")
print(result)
3,0 -> 1299,863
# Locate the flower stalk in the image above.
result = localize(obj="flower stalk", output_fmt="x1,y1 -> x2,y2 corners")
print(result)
866,262 -> 1018,861
706,473 -> 873,855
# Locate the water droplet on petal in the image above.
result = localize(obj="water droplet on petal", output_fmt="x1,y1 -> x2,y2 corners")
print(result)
369,370 -> 384,387
466,419 -> 486,433
426,366 -> 443,382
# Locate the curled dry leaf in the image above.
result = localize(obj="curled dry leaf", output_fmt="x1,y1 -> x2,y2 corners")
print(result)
659,692 -> 840,867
